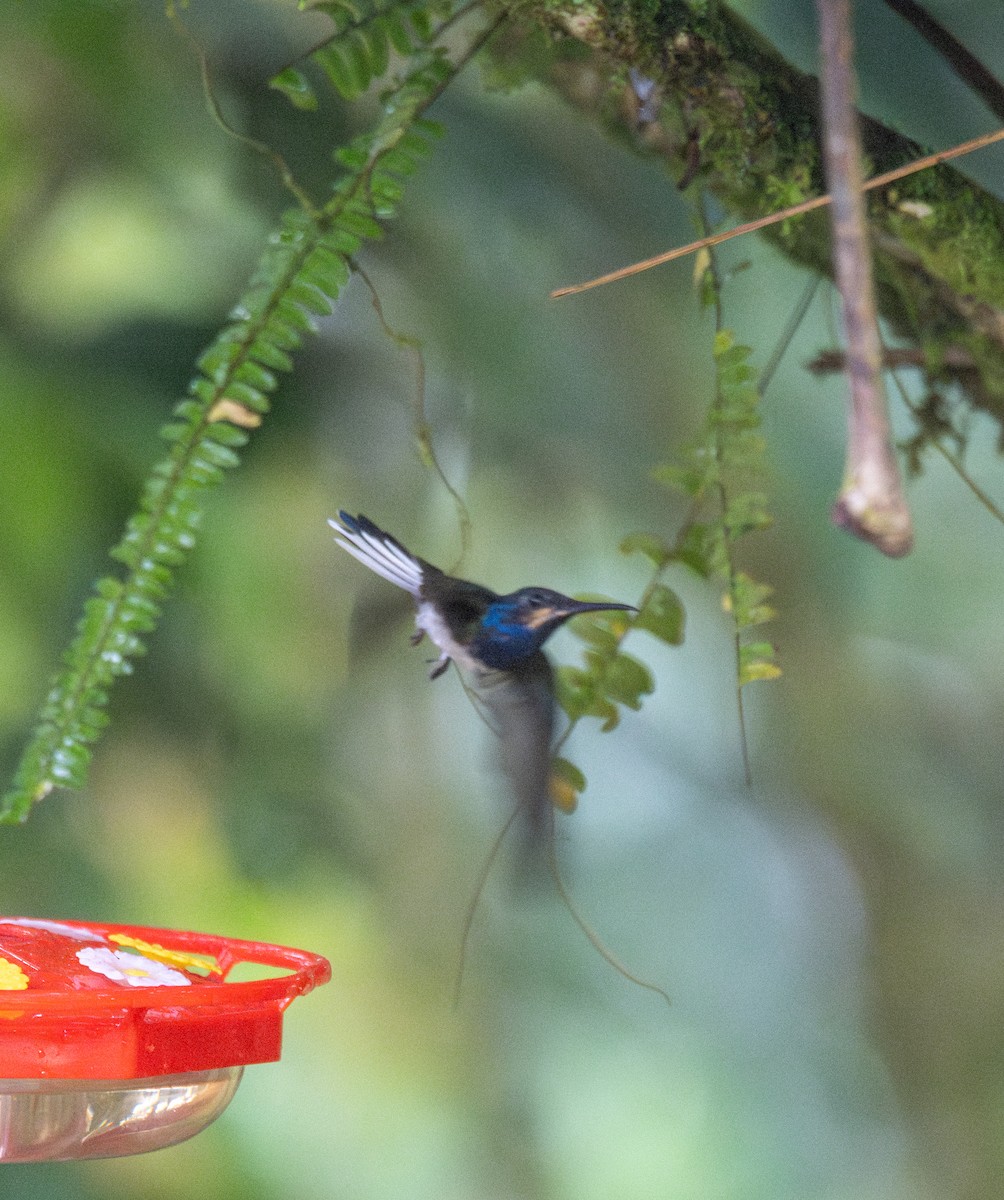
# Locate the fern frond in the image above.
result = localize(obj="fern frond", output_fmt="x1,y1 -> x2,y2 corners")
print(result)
1,47 -> 463,822
271,0 -> 450,105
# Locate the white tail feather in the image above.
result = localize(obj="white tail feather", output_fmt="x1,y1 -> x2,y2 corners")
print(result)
328,517 -> 423,596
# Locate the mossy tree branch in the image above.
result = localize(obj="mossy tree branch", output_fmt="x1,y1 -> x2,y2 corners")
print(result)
501,0 -> 1004,442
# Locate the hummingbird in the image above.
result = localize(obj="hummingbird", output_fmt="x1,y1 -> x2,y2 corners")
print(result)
329,511 -> 635,859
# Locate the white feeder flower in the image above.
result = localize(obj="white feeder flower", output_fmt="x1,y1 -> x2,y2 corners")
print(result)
76,947 -> 189,988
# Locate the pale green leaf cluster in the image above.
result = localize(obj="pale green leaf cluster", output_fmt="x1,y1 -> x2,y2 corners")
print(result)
550,581 -> 685,806
557,617 -> 654,734
655,326 -> 780,689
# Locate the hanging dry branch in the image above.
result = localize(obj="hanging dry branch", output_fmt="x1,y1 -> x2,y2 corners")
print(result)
816,0 -> 913,556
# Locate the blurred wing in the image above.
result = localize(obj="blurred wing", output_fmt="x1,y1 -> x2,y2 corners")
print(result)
474,652 -> 556,871
329,512 -> 424,597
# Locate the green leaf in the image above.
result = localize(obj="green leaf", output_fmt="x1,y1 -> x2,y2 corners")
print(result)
196,440 -> 241,470
603,653 -> 655,710
595,699 -> 621,732
409,5 -> 433,41
567,614 -> 618,652
554,666 -> 595,721
550,756 -> 586,812
338,207 -> 384,239
569,603 -> 633,648
620,531 -> 673,568
217,380 -> 268,412
674,522 -> 715,577
739,641 -> 782,685
335,143 -> 369,170
406,120 -> 443,147
248,339 -> 294,373
275,298 -> 319,334
728,572 -> 776,628
382,6 -> 416,54
197,339 -> 243,383
232,361 -> 277,393
371,172 -> 405,211
652,457 -> 716,496
261,316 -> 306,351
713,328 -> 734,356
635,584 -> 686,645
302,247 -> 350,295
367,17 -> 391,78
287,280 -> 334,316
206,421 -> 251,449
269,67 -> 318,110
309,0 -> 364,25
557,664 -> 621,729
343,30 -> 375,95
320,226 -> 362,256
551,756 -> 586,793
316,42 -> 358,98
723,491 -> 772,538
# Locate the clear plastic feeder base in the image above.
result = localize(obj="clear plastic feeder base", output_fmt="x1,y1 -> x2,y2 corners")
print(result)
0,916 -> 330,1161
0,1067 -> 243,1162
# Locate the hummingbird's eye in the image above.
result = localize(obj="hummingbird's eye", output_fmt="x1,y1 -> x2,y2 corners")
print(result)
523,588 -> 551,607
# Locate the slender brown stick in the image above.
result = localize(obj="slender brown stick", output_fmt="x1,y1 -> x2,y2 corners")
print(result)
816,0 -> 913,556
550,126 -> 1004,299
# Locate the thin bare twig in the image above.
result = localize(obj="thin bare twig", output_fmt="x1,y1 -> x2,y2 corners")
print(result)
760,275 -> 822,398
550,126 -> 1004,300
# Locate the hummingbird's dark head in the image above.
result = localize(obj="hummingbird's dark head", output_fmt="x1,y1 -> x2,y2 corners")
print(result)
506,587 -> 634,628
471,587 -> 636,669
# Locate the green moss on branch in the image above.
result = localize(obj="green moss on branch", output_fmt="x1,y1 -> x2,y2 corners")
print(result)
503,0 -> 1004,434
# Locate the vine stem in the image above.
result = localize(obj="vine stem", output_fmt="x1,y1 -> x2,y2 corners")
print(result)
546,838 -> 672,1008
351,260 -> 472,571
452,803 -> 671,1010
699,196 -> 754,788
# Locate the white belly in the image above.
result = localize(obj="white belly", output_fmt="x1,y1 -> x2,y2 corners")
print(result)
416,601 -> 480,674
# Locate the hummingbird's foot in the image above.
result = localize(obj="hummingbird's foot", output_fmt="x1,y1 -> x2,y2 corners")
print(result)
428,656 -> 451,680
410,629 -> 425,647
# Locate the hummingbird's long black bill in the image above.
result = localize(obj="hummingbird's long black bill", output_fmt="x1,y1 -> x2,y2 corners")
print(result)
567,601 -> 637,614
549,599 -> 637,624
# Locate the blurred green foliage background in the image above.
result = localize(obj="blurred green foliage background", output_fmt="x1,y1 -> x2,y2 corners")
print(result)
1,1 -> 1003,1197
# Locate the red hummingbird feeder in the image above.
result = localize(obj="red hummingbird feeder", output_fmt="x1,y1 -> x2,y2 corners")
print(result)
0,916 -> 330,1161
